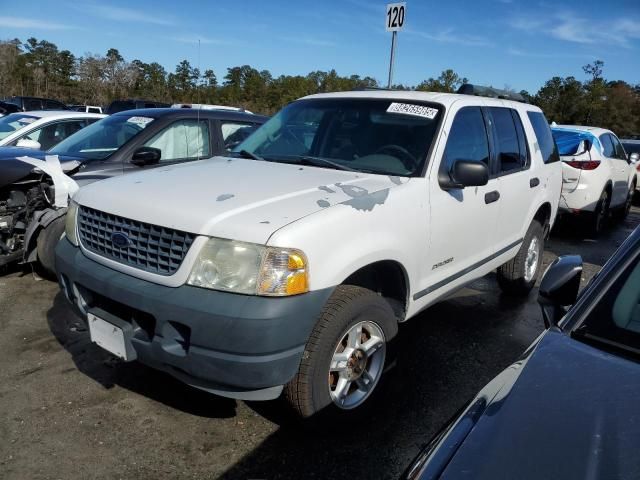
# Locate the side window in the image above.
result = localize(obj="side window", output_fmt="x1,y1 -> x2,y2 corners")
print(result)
526,111 -> 559,164
609,134 -> 627,160
442,107 -> 489,172
489,107 -> 524,173
25,99 -> 42,111
144,119 -> 210,162
45,100 -> 65,110
600,134 -> 615,158
221,122 -> 258,150
16,120 -> 87,150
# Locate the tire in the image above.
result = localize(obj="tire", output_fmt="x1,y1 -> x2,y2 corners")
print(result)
36,216 -> 66,279
284,285 -> 398,419
497,220 -> 544,296
591,189 -> 610,236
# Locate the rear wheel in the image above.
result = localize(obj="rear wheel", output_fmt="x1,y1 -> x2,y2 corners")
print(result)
36,217 -> 66,279
284,285 -> 397,418
614,183 -> 635,221
591,190 -> 610,235
497,220 -> 544,296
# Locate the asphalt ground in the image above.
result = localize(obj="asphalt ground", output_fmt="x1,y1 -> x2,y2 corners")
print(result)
1,207 -> 638,480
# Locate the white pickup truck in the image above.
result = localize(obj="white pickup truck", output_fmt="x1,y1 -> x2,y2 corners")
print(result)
56,88 -> 562,418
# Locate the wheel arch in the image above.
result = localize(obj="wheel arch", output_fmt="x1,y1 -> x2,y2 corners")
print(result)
341,260 -> 409,321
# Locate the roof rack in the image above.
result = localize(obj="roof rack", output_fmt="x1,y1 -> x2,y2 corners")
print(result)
171,103 -> 254,114
457,84 -> 525,102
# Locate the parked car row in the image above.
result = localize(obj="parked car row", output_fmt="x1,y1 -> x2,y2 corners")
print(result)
1,95 -> 171,115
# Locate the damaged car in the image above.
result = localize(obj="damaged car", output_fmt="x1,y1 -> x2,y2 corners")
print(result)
0,107 -> 267,276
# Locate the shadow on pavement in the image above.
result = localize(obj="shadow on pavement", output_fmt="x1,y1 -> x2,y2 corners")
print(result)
46,291 -> 238,419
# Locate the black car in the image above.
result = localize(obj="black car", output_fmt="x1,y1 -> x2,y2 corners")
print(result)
404,228 -> 640,480
0,108 -> 267,275
3,96 -> 69,112
0,101 -> 20,116
105,99 -> 170,115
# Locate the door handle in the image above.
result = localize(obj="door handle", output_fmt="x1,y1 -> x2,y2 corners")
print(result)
484,191 -> 500,204
530,177 -> 540,188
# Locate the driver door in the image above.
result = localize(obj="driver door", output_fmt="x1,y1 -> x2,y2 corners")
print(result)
419,104 -> 500,301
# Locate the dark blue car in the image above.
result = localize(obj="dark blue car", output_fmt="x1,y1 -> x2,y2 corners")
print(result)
404,226 -> 640,480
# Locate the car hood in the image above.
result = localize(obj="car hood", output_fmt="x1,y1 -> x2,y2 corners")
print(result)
0,148 -> 86,188
74,156 -> 407,245
439,330 -> 640,480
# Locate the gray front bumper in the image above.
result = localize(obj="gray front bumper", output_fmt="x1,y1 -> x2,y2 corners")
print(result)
55,238 -> 333,400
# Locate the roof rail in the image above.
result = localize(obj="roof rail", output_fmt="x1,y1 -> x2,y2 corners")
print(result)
457,84 -> 525,102
351,86 -> 393,91
171,103 -> 254,114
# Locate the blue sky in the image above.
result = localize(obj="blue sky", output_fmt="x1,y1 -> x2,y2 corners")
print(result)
1,0 -> 639,93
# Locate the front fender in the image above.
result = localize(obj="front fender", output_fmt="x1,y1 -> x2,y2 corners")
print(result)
23,207 -> 67,263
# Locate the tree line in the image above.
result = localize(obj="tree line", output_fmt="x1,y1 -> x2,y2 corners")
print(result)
1,37 -> 638,136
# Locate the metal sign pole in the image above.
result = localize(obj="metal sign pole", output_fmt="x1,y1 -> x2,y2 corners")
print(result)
387,30 -> 397,89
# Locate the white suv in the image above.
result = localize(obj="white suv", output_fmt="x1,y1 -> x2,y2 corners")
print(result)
56,89 -> 561,417
552,125 -> 637,233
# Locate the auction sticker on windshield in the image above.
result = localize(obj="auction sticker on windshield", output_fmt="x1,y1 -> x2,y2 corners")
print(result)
387,102 -> 438,119
126,116 -> 153,128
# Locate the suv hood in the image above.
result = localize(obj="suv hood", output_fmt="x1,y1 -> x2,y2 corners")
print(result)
75,156 -> 407,245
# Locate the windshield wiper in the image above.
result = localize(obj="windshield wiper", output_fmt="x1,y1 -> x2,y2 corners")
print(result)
296,155 -> 356,172
237,149 -> 264,161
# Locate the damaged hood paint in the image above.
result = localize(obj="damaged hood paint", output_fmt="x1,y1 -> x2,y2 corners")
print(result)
74,156 -> 409,244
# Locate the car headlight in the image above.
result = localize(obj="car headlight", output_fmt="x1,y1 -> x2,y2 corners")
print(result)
187,237 -> 309,296
65,200 -> 79,246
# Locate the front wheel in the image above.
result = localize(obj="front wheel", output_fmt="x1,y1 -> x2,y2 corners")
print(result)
497,220 -> 544,296
36,216 -> 66,279
284,285 -> 398,418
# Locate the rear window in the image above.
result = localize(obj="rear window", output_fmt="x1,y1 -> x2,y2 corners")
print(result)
527,111 -> 559,164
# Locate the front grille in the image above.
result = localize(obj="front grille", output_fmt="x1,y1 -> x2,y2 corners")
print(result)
77,206 -> 196,275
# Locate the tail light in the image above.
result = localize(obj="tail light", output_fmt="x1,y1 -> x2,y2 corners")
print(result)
636,163 -> 640,172
564,160 -> 600,170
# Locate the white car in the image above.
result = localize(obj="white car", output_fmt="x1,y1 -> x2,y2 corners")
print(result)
0,111 -> 105,150
621,139 -> 640,192
552,126 -> 637,233
56,88 -> 561,417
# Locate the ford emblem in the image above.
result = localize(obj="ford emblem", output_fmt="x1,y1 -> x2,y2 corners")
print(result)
111,232 -> 131,249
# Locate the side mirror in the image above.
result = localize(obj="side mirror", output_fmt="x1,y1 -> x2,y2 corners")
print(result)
629,152 -> 639,163
443,160 -> 489,189
131,146 -> 161,166
538,255 -> 583,329
16,138 -> 42,149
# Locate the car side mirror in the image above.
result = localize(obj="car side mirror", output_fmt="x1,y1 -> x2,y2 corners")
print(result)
131,146 -> 161,166
538,255 -> 583,329
16,138 -> 41,149
442,160 -> 489,189
629,152 -> 639,163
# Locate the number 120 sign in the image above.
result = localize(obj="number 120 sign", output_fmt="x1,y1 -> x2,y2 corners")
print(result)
386,2 -> 406,32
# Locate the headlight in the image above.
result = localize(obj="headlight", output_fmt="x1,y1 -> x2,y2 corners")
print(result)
65,200 -> 79,246
187,237 -> 308,296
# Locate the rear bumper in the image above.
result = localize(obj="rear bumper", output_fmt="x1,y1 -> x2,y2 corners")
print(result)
55,238 -> 333,400
560,183 -> 602,213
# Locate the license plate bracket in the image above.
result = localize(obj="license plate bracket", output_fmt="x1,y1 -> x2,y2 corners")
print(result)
87,308 -> 137,361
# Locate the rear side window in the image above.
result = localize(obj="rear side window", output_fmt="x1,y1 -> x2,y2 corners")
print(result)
25,98 -> 42,111
442,107 -> 489,171
610,134 -> 627,160
489,107 -> 526,173
526,111 -> 559,164
600,134 -> 615,158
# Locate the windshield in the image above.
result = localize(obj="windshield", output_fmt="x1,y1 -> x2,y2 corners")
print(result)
49,114 -> 155,159
573,252 -> 640,360
0,113 -> 39,141
235,98 -> 442,176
